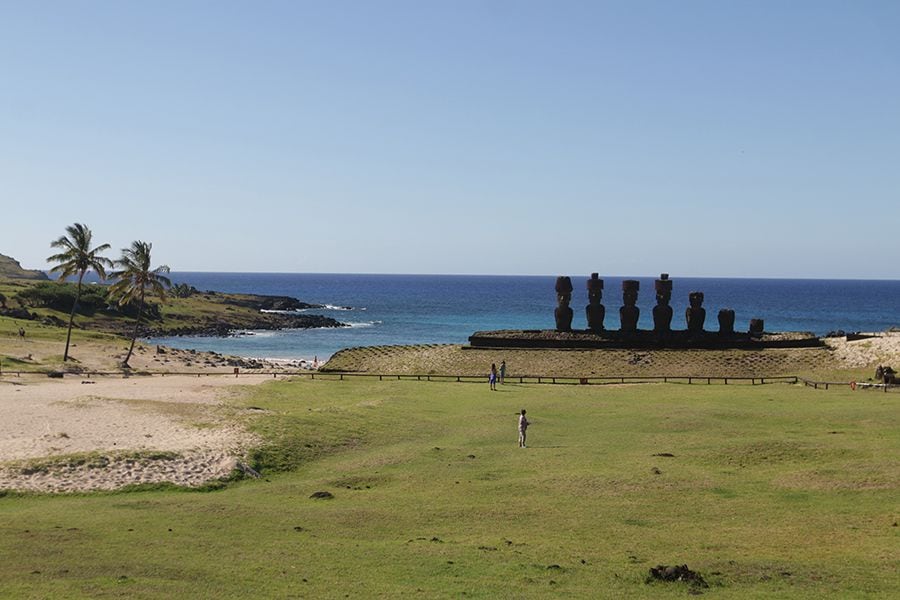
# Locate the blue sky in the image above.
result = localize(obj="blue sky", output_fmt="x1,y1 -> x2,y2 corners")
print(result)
2,1 -> 898,277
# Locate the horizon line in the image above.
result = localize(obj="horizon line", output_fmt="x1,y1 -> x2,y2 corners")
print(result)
52,270 -> 900,282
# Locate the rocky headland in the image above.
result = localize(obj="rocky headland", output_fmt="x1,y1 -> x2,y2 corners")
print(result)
0,271 -> 348,339
105,290 -> 348,338
0,253 -> 49,280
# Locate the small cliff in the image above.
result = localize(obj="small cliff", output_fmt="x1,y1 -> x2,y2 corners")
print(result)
0,254 -> 49,280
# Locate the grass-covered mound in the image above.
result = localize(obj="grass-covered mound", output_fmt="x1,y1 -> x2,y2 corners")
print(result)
0,379 -> 896,597
322,343 -> 875,381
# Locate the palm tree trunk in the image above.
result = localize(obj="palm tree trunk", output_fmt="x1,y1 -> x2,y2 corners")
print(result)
63,273 -> 84,362
123,289 -> 144,367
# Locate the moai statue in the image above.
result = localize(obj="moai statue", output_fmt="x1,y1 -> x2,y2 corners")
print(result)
718,309 -> 735,335
749,318 -> 764,336
554,276 -> 574,332
685,291 -> 706,333
652,273 -> 673,334
619,280 -> 640,333
585,273 -> 605,333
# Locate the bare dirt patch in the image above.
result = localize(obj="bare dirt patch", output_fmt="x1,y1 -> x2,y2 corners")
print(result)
0,375 -> 268,493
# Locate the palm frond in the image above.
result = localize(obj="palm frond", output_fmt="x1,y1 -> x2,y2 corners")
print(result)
46,223 -> 112,281
108,240 -> 171,306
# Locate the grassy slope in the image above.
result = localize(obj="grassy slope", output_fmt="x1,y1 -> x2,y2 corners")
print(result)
323,344 -> 877,382
0,311 -> 127,372
0,379 -> 896,598
0,277 -> 327,339
0,276 -> 322,372
0,254 -> 47,280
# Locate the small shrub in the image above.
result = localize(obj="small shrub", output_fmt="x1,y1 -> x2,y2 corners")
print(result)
170,283 -> 198,298
17,282 -> 109,314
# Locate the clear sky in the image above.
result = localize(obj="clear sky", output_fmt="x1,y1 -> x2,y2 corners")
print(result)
2,1 -> 898,278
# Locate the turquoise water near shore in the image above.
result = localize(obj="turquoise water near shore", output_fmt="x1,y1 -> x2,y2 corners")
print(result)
146,273 -> 900,361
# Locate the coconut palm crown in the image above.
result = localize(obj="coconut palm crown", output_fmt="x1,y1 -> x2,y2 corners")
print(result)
108,240 -> 171,367
47,223 -> 112,361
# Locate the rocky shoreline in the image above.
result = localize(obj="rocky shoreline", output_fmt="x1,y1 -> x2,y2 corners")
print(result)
216,292 -> 349,313
137,290 -> 349,337
141,312 -> 345,337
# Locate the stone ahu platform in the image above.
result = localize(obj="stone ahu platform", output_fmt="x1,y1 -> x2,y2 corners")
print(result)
469,272 -> 827,350
468,329 -> 824,350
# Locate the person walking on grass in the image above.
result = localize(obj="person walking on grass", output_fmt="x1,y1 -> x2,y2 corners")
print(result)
499,360 -> 506,384
518,409 -> 530,447
489,363 -> 498,391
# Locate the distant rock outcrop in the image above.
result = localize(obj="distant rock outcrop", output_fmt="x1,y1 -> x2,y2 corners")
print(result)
0,254 -> 49,280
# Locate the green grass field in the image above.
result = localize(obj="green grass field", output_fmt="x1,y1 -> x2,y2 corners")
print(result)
1,379 -> 897,598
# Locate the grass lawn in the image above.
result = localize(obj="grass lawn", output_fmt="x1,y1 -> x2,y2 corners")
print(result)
0,314 -> 136,373
0,379 -> 897,598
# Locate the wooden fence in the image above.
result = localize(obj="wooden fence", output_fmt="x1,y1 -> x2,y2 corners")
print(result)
3,364 -> 898,392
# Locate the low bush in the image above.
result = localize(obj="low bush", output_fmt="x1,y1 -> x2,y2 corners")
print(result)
17,282 -> 109,314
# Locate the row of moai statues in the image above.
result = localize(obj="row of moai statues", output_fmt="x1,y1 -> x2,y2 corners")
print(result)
555,273 -> 764,335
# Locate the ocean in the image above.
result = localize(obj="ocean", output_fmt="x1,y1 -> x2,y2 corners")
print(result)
143,273 -> 900,362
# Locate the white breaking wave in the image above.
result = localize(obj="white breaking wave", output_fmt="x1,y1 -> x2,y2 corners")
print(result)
322,304 -> 355,311
344,320 -> 382,329
260,304 -> 358,314
232,329 -> 280,338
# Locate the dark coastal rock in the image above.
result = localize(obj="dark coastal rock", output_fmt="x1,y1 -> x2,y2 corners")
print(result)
140,313 -> 345,338
222,294 -> 329,312
226,357 -> 265,369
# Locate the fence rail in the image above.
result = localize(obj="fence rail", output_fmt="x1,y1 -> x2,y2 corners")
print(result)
0,369 -> 801,387
2,368 -> 897,392
798,377 -> 896,392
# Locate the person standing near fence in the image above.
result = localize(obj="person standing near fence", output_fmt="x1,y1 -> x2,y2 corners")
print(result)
489,363 -> 498,391
499,360 -> 506,385
518,409 -> 529,447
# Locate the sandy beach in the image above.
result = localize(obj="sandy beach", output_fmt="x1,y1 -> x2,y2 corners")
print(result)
0,374 -> 270,493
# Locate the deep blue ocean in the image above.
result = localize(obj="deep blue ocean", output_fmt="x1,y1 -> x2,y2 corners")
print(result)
144,273 -> 900,362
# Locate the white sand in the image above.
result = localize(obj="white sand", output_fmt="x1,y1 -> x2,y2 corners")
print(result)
0,374 -> 269,493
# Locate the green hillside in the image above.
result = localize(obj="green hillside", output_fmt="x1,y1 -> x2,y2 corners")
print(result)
0,253 -> 48,280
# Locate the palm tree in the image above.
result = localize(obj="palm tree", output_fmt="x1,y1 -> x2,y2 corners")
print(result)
108,241 -> 171,367
47,223 -> 112,361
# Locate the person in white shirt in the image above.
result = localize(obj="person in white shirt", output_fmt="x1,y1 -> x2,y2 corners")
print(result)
518,409 -> 529,448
